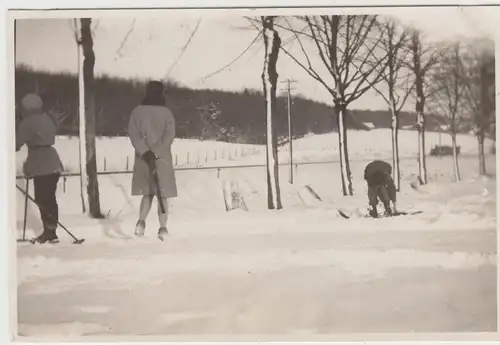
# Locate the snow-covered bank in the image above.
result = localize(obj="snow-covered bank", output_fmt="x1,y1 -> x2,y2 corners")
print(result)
15,129 -> 494,174
14,130 -> 497,339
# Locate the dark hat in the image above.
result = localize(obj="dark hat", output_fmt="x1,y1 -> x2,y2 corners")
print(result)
21,93 -> 43,110
146,80 -> 164,93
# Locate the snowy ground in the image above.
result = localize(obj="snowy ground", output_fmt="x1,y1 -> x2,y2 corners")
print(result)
13,130 -> 497,339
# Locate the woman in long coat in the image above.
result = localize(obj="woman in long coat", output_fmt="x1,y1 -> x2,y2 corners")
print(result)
128,81 -> 177,240
16,94 -> 64,243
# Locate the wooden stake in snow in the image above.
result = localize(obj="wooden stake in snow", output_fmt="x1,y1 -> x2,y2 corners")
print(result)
222,180 -> 248,212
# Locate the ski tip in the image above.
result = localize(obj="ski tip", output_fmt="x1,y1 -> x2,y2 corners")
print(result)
337,209 -> 350,219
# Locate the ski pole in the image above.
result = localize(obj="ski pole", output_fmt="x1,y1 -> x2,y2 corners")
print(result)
151,161 -> 166,214
17,178 -> 30,242
15,184 -> 85,244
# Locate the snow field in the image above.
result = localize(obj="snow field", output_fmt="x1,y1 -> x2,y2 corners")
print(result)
14,129 -> 494,175
14,129 -> 497,337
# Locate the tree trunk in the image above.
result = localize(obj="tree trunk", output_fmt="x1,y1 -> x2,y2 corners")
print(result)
390,105 -> 401,191
416,109 -> 427,185
80,18 -> 103,218
261,16 -> 282,210
411,32 -> 428,185
478,130 -> 486,175
451,133 -> 461,182
336,104 -> 353,196
479,58 -> 490,176
77,21 -> 89,214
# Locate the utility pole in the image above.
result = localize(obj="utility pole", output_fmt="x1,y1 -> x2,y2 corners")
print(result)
280,78 -> 297,184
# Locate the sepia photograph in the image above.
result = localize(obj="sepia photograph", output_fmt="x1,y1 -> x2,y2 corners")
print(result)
10,4 -> 497,341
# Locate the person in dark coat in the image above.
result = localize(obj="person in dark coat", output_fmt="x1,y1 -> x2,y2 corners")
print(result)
128,81 -> 177,239
16,94 -> 64,243
364,160 -> 398,218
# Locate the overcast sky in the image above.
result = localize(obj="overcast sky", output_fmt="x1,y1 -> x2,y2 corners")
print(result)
15,6 -> 496,111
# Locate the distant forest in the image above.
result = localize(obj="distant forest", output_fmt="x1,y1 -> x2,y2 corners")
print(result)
15,65 -> 446,145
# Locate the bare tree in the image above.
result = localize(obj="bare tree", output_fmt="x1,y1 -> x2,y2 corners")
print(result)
407,29 -> 438,185
373,18 -> 413,191
427,42 -> 466,182
76,18 -> 103,218
279,15 -> 389,196
461,38 -> 495,175
261,16 -> 282,209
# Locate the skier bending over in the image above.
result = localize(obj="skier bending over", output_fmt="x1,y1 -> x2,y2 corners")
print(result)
364,160 -> 398,218
128,81 -> 178,239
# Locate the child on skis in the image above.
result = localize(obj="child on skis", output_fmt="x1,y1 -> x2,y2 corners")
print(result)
16,94 -> 65,243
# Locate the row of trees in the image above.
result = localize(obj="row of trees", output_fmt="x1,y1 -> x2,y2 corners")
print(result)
258,15 -> 495,209
427,39 -> 495,180
16,15 -> 494,216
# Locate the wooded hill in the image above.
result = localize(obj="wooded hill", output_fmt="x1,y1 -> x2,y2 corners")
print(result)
15,65 -> 445,145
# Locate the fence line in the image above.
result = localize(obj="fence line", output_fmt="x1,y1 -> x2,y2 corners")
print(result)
15,155 -> 427,180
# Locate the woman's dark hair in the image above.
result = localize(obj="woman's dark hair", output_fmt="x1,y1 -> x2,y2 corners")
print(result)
142,80 -> 165,106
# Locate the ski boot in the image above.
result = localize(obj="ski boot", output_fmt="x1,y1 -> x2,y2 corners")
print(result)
135,220 -> 146,237
369,205 -> 378,218
158,227 -> 169,241
390,201 -> 399,216
383,202 -> 393,217
30,230 -> 59,244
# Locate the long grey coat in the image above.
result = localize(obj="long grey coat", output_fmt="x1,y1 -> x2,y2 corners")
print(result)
128,104 -> 177,198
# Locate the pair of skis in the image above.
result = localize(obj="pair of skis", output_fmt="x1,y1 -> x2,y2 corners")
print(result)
340,210 -> 423,219
16,182 -> 84,245
17,160 -> 167,245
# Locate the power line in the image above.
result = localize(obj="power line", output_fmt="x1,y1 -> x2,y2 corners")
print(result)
198,30 -> 263,83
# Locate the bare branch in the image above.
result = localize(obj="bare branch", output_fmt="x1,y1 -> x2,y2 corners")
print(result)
280,45 -> 335,95
304,16 -> 336,76
115,18 -> 136,59
165,18 -> 202,79
372,83 -> 391,105
199,30 -> 262,82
